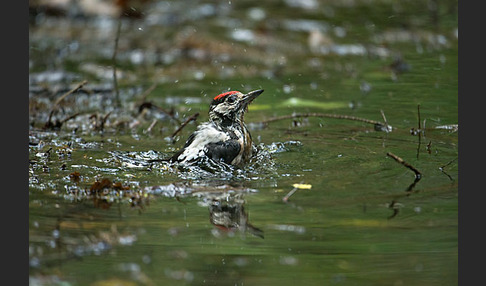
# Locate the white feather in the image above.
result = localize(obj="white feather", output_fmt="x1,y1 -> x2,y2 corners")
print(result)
177,122 -> 230,162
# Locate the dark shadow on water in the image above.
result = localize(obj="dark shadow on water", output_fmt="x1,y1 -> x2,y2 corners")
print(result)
387,175 -> 422,220
208,192 -> 264,239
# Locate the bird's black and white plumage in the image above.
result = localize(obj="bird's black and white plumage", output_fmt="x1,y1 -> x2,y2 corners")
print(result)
170,89 -> 264,167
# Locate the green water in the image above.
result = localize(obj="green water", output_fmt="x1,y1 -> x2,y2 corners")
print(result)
29,0 -> 457,285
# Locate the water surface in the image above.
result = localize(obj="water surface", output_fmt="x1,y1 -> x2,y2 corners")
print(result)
29,0 -> 458,285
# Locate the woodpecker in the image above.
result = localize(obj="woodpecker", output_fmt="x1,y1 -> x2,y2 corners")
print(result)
170,89 -> 264,167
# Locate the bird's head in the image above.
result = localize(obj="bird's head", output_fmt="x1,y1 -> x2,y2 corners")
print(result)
208,89 -> 264,127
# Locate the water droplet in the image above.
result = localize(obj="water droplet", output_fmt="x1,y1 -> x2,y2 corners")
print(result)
279,256 -> 298,265
283,85 -> 292,94
30,257 -> 40,268
248,7 -> 266,21
194,71 -> 205,80
142,255 -> 151,264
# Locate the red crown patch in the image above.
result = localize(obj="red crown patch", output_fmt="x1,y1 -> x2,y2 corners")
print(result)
213,91 -> 239,101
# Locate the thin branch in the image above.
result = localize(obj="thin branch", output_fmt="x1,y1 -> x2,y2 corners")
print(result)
99,112 -> 112,131
112,18 -> 122,108
439,158 -> 456,170
60,112 -> 81,125
138,102 -> 181,125
92,112 -> 112,132
136,83 -> 182,125
386,152 -> 422,180
410,104 -> 427,137
386,152 -> 423,219
439,158 -> 457,181
45,110 -> 56,129
139,82 -> 157,104
171,112 -> 199,139
380,109 -> 389,128
435,124 -> 458,132
282,187 -> 298,203
259,112 -> 392,132
146,119 -> 158,133
44,80 -> 88,129
261,113 -> 380,125
53,80 -> 88,107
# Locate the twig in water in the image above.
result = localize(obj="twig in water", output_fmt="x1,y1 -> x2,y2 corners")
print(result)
387,151 -> 422,194
282,187 -> 298,203
138,82 -> 157,104
45,110 -> 57,130
137,83 -> 182,125
53,80 -> 88,107
99,112 -> 112,131
60,112 -> 81,125
282,182 -> 311,202
44,80 -> 88,129
259,112 -> 392,132
386,152 -> 423,219
112,18 -> 122,108
439,158 -> 457,181
426,140 -> 432,154
138,102 -> 181,125
92,112 -> 112,132
146,119 -> 158,133
380,110 -> 390,130
171,112 -> 199,139
411,104 -> 427,136
435,124 -> 458,132
386,152 -> 422,180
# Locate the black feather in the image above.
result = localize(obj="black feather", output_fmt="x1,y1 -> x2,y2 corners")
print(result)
169,132 -> 196,163
205,140 -> 241,164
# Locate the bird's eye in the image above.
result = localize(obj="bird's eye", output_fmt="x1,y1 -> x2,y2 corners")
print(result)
226,95 -> 237,103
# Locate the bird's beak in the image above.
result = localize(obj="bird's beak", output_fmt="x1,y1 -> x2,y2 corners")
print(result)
240,89 -> 264,109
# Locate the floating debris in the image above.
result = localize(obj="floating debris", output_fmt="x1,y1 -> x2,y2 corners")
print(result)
259,112 -> 393,132
435,124 -> 458,132
267,224 -> 306,234
292,183 -> 312,189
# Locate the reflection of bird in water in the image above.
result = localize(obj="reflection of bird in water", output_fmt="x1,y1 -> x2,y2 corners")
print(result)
208,194 -> 264,239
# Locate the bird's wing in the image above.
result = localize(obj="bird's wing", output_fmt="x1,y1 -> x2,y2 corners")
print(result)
205,140 -> 241,164
169,132 -> 197,163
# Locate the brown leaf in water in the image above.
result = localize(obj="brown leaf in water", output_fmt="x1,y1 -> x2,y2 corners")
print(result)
113,181 -> 130,190
90,178 -> 113,192
69,171 -> 81,183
